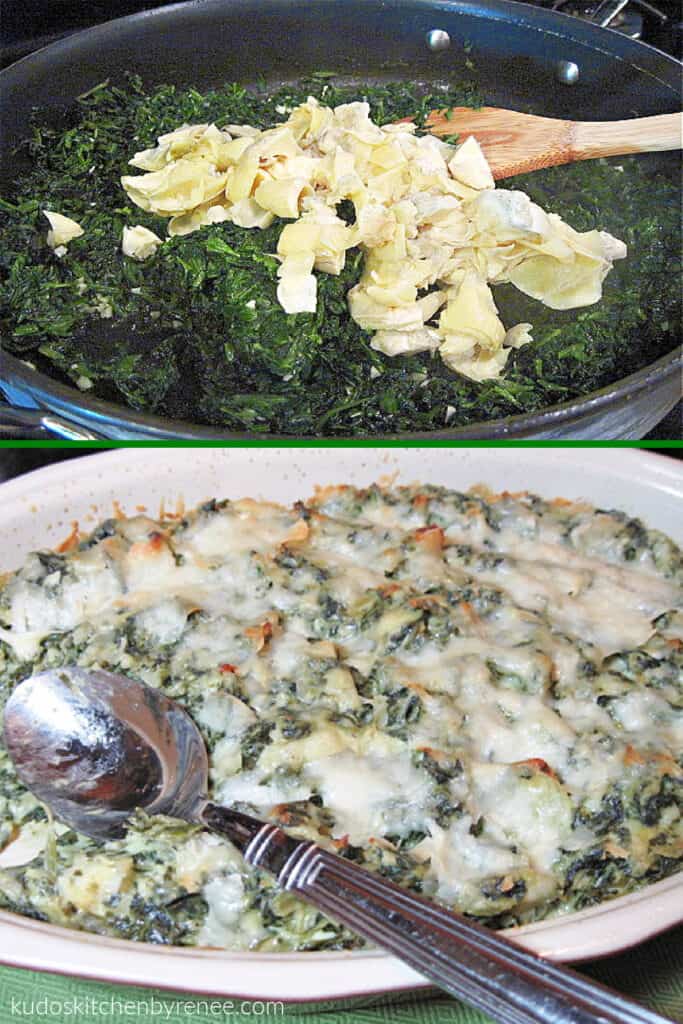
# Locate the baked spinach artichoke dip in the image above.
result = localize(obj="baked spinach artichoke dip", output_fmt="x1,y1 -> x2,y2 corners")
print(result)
0,483 -> 681,950
0,75 -> 680,434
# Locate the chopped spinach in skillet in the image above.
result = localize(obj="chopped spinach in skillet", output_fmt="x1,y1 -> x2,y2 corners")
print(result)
0,74 -> 680,434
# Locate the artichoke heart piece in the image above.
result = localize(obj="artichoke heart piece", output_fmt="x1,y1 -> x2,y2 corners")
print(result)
506,252 -> 610,310
448,136 -> 495,191
287,97 -> 334,142
225,153 -> 262,205
43,210 -> 84,250
441,344 -> 513,382
122,159 -> 228,216
168,205 -> 231,238
355,203 -> 399,248
470,762 -> 573,874
366,166 -> 409,204
313,238 -> 349,277
365,278 -> 417,309
439,272 -> 506,351
466,190 -> 627,309
505,323 -> 534,349
278,217 -> 351,277
271,154 -> 320,182
129,124 -> 209,171
369,139 -> 408,172
503,222 -> 627,310
418,290 -> 448,323
129,124 -> 235,174
255,177 -> 311,219
277,252 -> 317,314
466,189 -> 553,244
314,149 -> 362,199
371,326 -> 441,357
229,198 -> 275,230
251,126 -> 301,164
222,136 -> 256,164
122,224 -> 162,259
438,272 -> 532,381
348,285 -> 425,333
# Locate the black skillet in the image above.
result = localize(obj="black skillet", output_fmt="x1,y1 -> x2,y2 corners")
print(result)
0,0 -> 680,439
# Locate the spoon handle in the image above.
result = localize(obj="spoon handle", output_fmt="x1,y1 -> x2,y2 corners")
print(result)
200,804 -> 668,1024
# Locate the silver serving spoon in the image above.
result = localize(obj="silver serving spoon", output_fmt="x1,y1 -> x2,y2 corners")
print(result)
3,668 -> 670,1024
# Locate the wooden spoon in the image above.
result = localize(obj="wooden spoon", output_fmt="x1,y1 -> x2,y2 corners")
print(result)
425,107 -> 682,179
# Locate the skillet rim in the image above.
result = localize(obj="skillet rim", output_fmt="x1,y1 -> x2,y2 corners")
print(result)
2,345 -> 680,440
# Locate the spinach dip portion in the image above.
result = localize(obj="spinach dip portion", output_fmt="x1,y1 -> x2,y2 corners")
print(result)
0,484 -> 681,950
0,75 -> 680,434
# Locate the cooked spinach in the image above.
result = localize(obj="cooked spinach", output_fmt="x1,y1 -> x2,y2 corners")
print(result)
0,73 -> 679,434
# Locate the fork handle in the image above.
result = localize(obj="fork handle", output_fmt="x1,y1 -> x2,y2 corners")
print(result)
200,804 -> 670,1024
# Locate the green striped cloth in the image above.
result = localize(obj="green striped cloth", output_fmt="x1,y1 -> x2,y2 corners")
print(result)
0,925 -> 680,1023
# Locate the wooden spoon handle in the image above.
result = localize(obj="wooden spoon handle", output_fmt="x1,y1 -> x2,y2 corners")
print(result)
426,107 -> 682,178
573,113 -> 682,158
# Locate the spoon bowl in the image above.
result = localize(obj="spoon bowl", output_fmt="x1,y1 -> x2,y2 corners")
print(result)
3,667 -> 207,840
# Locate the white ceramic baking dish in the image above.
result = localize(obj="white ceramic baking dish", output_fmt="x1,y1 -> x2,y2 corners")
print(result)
0,447 -> 680,1003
